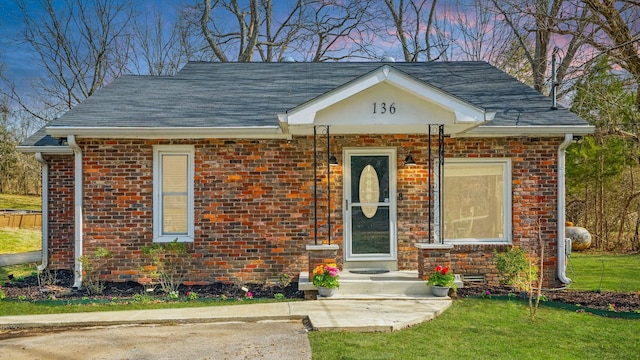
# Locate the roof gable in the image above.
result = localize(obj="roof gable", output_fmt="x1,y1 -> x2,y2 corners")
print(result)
282,65 -> 494,135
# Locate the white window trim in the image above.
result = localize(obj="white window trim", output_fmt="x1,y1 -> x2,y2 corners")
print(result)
435,158 -> 512,244
153,145 -> 195,243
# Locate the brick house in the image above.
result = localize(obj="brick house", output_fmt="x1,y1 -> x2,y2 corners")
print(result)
18,62 -> 593,290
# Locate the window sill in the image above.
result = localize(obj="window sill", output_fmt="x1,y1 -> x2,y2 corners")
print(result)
153,236 -> 194,243
415,243 -> 454,250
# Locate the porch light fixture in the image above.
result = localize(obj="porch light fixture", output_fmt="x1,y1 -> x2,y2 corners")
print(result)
404,154 -> 416,166
329,155 -> 339,166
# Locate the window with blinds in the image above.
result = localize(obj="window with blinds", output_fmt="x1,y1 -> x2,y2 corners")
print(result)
153,146 -> 194,242
442,159 -> 511,243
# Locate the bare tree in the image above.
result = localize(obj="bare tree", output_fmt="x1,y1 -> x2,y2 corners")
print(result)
484,0 -> 588,92
195,0 -> 375,62
295,0 -> 373,61
581,0 -> 640,110
11,0 -> 135,119
380,0 -> 446,62
200,0 -> 260,62
447,0 -> 514,62
131,4 -> 192,75
0,101 -> 15,193
256,0 -> 305,62
0,101 -> 41,195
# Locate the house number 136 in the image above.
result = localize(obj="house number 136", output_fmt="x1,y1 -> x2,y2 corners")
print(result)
372,102 -> 396,114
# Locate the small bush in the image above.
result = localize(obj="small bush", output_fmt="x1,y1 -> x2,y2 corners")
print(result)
38,268 -> 57,287
493,246 -> 529,290
142,239 -> 190,294
78,247 -> 113,295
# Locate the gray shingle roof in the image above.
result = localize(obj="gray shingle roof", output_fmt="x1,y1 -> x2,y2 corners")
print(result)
20,127 -> 60,147
47,61 -> 589,129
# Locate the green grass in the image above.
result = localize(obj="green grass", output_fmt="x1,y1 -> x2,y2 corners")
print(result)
0,298 -> 286,316
0,227 -> 42,254
0,193 -> 41,211
567,252 -> 640,292
0,263 -> 38,283
309,298 -> 640,360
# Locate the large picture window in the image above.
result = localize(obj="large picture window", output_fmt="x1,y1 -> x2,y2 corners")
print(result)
153,145 -> 194,242
442,159 -> 511,243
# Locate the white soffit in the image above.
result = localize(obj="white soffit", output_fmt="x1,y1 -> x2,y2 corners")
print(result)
282,65 -> 492,135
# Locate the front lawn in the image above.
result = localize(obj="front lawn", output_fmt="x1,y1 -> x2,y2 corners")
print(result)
0,227 -> 41,254
0,194 -> 41,211
309,298 -> 640,360
567,252 -> 640,292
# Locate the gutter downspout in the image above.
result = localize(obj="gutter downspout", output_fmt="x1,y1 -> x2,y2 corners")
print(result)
557,134 -> 572,284
34,153 -> 48,271
67,135 -> 83,289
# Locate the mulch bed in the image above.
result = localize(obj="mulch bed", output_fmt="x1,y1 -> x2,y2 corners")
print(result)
457,283 -> 640,313
2,270 -> 303,301
3,270 -> 640,314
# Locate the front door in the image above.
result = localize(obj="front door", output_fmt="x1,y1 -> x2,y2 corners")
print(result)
344,149 -> 397,265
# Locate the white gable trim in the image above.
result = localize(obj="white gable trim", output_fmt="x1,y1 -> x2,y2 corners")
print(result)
282,65 -> 493,132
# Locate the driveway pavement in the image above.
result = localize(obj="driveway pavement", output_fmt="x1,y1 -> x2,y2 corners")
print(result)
0,298 -> 452,359
0,320 -> 311,360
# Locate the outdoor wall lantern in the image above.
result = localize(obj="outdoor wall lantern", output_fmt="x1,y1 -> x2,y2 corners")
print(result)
329,155 -> 339,166
404,154 -> 416,166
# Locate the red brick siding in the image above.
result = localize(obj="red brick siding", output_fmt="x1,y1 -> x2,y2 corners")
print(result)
46,155 -> 75,269
48,135 -> 563,286
411,137 -> 561,287
78,138 -> 315,284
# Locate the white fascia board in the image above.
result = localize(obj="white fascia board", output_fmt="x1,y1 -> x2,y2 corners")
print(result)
286,65 -> 488,125
15,145 -> 73,154
46,126 -> 290,139
456,125 -> 596,137
286,67 -> 389,125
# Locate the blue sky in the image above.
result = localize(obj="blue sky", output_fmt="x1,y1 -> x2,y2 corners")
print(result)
1,1 -> 38,82
0,0 -> 184,88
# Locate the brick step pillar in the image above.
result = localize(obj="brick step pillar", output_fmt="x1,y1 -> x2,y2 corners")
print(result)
304,244 -> 339,299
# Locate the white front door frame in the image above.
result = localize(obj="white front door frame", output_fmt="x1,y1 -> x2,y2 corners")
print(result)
343,148 -> 398,264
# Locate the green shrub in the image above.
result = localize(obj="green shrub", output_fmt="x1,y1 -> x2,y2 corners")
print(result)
141,239 -> 190,293
493,246 -> 529,289
78,247 -> 113,295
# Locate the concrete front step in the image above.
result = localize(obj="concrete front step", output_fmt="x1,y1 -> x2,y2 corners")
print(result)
299,270 -> 454,300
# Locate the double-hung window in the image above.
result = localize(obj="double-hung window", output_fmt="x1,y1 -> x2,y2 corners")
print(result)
153,145 -> 194,242
441,158 -> 511,243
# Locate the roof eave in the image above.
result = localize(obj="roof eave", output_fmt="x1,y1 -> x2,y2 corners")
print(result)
15,145 -> 74,154
46,126 -> 290,139
456,125 -> 596,138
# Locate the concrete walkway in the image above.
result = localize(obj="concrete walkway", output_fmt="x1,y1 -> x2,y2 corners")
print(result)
0,298 -> 452,333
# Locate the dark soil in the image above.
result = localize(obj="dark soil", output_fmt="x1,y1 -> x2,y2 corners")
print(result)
457,283 -> 640,313
2,270 -> 303,301
3,271 -> 639,313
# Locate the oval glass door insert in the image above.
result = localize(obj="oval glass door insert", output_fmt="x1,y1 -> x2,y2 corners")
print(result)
359,164 -> 379,218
